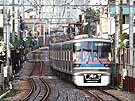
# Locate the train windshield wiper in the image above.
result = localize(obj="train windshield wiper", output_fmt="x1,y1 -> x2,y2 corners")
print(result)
86,53 -> 91,64
96,56 -> 103,64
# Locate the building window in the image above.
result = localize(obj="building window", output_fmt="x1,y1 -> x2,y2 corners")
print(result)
123,15 -> 129,24
30,16 -> 33,19
0,9 -> 3,14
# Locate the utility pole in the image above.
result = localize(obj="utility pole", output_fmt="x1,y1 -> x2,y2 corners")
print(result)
3,0 -> 7,89
119,0 -> 123,88
99,0 -> 102,37
129,0 -> 134,65
6,10 -> 11,67
114,0 -> 120,87
119,0 -> 123,35
3,0 -> 7,43
12,0 -> 15,42
115,0 -> 119,64
79,15 -> 83,35
3,10 -> 11,90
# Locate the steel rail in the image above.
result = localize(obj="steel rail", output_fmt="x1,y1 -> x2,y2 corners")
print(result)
28,62 -> 36,76
40,78 -> 51,101
21,79 -> 35,101
31,79 -> 41,100
100,90 -> 121,101
83,89 -> 103,101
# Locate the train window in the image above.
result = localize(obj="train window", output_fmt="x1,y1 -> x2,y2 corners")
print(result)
69,51 -> 70,61
74,43 -> 81,52
60,51 -> 61,60
51,51 -> 52,59
68,44 -> 71,50
83,50 -> 92,62
94,42 -> 111,52
57,51 -> 58,60
63,51 -> 65,61
61,51 -> 62,60
61,51 -> 63,60
75,52 -> 81,62
56,51 -> 57,60
55,51 -> 56,60
68,44 -> 70,50
52,51 -> 53,59
65,51 -> 67,61
53,51 -> 55,59
58,51 -> 60,60
67,51 -> 68,61
57,51 -> 59,60
93,42 -> 111,62
52,51 -> 54,59
53,51 -> 54,59
63,51 -> 64,61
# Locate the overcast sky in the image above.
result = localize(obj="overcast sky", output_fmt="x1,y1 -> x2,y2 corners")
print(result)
0,0 -> 108,5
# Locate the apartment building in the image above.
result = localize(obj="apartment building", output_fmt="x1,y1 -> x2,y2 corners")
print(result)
109,0 -> 135,34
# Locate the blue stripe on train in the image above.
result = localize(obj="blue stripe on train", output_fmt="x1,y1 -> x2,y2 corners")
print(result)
80,64 -> 105,68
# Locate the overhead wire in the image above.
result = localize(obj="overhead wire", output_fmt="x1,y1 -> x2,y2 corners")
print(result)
56,0 -> 75,30
56,0 -> 67,30
50,0 -> 56,23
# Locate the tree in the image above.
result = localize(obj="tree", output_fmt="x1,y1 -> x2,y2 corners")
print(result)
119,33 -> 129,48
12,34 -> 20,49
83,8 -> 99,35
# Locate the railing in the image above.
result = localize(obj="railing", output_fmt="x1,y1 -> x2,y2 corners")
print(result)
117,48 -> 135,78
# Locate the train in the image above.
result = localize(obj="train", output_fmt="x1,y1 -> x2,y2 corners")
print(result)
27,46 -> 49,63
49,35 -> 113,86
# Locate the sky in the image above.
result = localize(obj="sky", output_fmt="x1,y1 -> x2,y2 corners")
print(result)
0,0 -> 108,5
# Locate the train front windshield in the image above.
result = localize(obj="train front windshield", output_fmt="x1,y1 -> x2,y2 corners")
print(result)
73,41 -> 111,62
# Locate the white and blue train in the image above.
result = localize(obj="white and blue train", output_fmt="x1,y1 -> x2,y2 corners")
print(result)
49,35 -> 112,86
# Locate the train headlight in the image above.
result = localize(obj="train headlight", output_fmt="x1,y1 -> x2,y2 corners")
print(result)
74,64 -> 80,67
104,64 -> 111,67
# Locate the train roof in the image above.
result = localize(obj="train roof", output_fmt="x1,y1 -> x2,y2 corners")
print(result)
51,38 -> 112,45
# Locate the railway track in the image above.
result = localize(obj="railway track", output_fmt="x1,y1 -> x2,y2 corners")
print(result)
22,78 -> 51,101
82,88 -> 121,101
22,59 -> 51,101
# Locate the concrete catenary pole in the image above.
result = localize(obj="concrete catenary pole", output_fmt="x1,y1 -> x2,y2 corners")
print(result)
6,10 -> 11,67
115,0 -> 119,64
108,0 -> 111,36
12,0 -> 15,42
129,0 -> 134,65
119,0 -> 123,88
3,0 -> 7,43
99,0 -> 102,36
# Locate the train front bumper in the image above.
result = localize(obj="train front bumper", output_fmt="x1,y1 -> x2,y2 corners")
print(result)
73,71 -> 111,86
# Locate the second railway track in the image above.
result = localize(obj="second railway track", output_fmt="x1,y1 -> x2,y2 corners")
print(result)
22,58 -> 51,101
82,88 -> 121,101
22,78 -> 51,101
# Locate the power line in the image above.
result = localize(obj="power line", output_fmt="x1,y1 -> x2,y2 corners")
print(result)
0,4 -> 109,6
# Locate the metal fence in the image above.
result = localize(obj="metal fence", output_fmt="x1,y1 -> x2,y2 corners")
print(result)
117,48 -> 135,78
